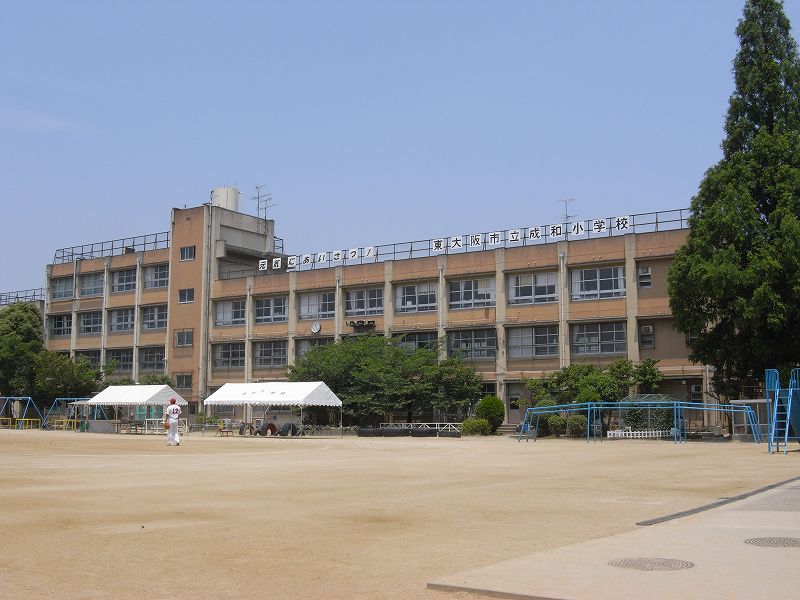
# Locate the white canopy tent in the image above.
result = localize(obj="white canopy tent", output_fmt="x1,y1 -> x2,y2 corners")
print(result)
203,382 -> 343,436
86,386 -> 188,434
87,385 -> 188,407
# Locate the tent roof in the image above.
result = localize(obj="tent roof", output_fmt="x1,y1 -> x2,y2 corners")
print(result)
204,382 -> 342,407
86,385 -> 188,406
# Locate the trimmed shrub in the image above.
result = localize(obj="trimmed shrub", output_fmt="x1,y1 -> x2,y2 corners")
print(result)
475,395 -> 505,433
547,414 -> 566,437
462,417 -> 491,436
566,414 -> 588,438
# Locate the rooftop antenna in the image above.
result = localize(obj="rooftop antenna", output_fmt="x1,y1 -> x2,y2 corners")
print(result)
560,197 -> 576,224
252,184 -> 276,237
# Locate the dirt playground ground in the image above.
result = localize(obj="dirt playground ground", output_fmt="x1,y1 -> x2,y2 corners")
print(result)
1,430 -> 798,600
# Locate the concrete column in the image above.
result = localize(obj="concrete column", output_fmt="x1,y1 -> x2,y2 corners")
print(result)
100,258 -> 110,369
495,248 -> 507,406
245,278 -> 253,382
624,234 -> 640,363
557,242 -> 570,369
437,256 -> 447,360
70,262 -> 79,357
334,268 -> 343,342
132,257 -> 143,381
383,261 -> 394,335
287,271 -> 298,365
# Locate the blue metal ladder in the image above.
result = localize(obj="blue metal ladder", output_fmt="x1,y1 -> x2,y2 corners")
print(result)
769,369 -> 800,454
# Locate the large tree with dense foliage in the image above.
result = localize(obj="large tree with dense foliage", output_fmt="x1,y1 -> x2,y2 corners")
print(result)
288,334 -> 482,424
0,303 -> 44,396
668,0 -> 800,398
33,352 -> 106,399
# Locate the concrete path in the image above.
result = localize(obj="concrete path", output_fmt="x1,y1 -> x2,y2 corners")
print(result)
429,479 -> 800,600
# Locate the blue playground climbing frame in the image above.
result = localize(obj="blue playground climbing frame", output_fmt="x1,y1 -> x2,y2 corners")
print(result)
766,368 -> 800,454
518,398 -> 762,445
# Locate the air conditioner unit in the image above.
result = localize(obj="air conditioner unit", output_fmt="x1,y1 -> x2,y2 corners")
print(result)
640,325 -> 654,335
690,384 -> 703,394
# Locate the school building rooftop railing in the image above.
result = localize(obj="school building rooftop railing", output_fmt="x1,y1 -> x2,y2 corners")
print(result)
268,207 -> 691,275
52,232 -> 171,264
0,289 -> 45,305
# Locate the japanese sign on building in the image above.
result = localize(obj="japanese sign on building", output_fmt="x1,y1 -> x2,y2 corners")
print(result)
258,215 -> 632,271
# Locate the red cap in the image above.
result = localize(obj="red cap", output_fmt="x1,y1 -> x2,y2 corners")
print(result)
169,397 -> 177,404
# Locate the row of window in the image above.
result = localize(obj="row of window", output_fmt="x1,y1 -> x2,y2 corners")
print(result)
51,265 -> 655,307
210,322 -> 637,366
49,306 -> 169,336
210,268 -> 628,324
50,265 -> 171,300
74,348 -> 191,389
74,347 -> 166,372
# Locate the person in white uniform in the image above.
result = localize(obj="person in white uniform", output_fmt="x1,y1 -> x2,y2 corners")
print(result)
164,397 -> 182,446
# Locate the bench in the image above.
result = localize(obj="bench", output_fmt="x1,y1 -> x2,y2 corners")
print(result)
216,427 -> 233,437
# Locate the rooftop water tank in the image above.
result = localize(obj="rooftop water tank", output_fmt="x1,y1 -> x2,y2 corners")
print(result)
211,186 -> 240,212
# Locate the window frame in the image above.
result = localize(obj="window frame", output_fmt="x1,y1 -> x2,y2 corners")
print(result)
395,282 -> 437,313
141,305 -> 168,330
212,343 -> 246,369
637,265 -> 652,289
109,308 -> 135,333
447,329 -> 497,360
79,273 -> 104,297
78,311 -> 103,335
179,246 -> 196,261
570,266 -> 626,301
139,346 -> 166,372
51,276 -> 74,300
49,314 -> 72,337
639,323 -> 655,349
395,331 -> 438,352
507,272 -> 558,305
448,277 -> 496,310
175,373 -> 193,389
106,348 -> 133,372
75,350 -> 101,368
345,288 -> 384,316
570,322 -> 627,355
178,288 -> 195,304
298,291 -> 336,320
254,296 -> 288,324
111,269 -> 137,293
215,299 -> 247,326
174,329 -> 194,348
253,340 -> 289,368
507,325 -> 559,358
143,264 -> 169,289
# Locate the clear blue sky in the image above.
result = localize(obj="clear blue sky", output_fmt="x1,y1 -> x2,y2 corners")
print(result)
2,0 -> 799,291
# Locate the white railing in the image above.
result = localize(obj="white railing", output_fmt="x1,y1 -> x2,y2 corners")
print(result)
380,422 -> 461,432
607,429 -> 670,439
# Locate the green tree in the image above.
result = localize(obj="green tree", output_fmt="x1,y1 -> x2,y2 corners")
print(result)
289,334 -> 483,424
138,374 -> 176,386
431,355 -> 483,419
33,352 -> 105,399
0,303 -> 44,397
475,395 -> 505,433
635,358 -> 663,394
668,0 -> 800,397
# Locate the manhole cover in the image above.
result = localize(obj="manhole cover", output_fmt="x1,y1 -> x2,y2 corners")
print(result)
608,558 -> 694,571
744,537 -> 800,547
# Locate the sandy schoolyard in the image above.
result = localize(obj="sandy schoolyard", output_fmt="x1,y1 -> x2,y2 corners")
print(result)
0,430 -> 797,600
